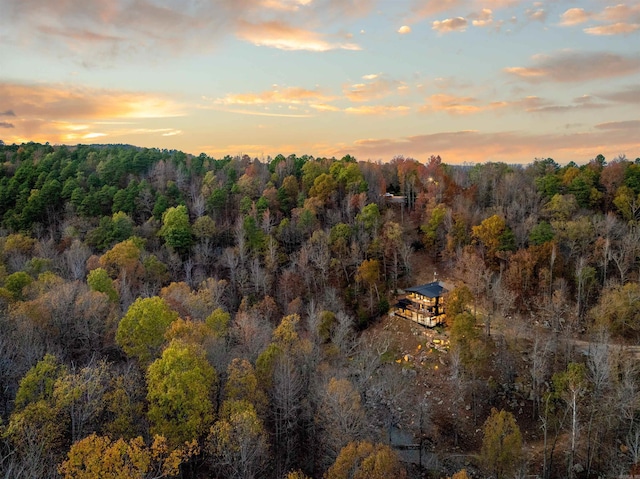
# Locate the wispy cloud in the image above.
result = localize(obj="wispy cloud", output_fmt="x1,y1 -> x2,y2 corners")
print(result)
310,103 -> 341,112
261,0 -> 313,12
1,110 -> 16,116
597,85 -> 640,104
505,51 -> 640,83
1,0 -> 368,62
525,7 -> 546,23
0,122 -> 15,129
215,109 -> 313,118
236,20 -> 361,51
410,0 -> 466,21
421,93 -> 492,114
343,77 -> 400,102
595,120 -> 640,130
344,105 -> 411,115
215,86 -> 334,106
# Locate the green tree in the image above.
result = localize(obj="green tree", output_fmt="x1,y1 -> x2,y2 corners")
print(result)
529,221 -> 555,246
147,341 -> 217,446
205,307 -> 231,338
193,215 -> 216,240
449,311 -> 480,366
309,173 -> 337,203
8,355 -> 69,466
421,203 -> 447,250
159,205 -> 193,255
116,297 -> 179,365
4,271 -> 32,300
14,354 -> 66,410
87,267 -> 119,302
480,408 -> 523,479
356,203 -> 380,234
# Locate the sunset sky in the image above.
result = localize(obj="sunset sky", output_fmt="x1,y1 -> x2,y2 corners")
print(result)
1,0 -> 639,164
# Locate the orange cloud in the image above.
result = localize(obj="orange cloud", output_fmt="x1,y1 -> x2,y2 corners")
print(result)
0,82 -> 184,120
505,51 -> 640,83
432,17 -> 468,33
237,20 -> 361,51
421,94 -> 483,114
398,25 -> 412,34
0,82 -> 185,145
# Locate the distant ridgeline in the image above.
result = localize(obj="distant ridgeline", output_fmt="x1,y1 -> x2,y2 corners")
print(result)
1,142 -> 640,478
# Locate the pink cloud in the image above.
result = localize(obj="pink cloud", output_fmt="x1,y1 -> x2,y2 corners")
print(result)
468,9 -> 493,27
584,23 -> 640,36
338,124 -> 640,164
559,8 -> 591,26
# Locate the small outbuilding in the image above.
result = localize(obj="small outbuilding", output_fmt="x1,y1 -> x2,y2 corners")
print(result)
392,280 -> 448,328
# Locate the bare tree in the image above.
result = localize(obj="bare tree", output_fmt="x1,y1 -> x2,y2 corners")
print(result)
272,354 -> 304,476
64,240 -> 91,280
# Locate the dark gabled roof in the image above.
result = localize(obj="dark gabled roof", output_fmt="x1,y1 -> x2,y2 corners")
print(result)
405,281 -> 447,298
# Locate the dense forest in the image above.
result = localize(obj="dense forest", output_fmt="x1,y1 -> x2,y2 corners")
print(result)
0,141 -> 639,478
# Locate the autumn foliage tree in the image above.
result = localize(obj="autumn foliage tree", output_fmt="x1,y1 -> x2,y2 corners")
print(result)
325,441 -> 407,479
59,433 -> 197,479
480,408 -> 523,479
